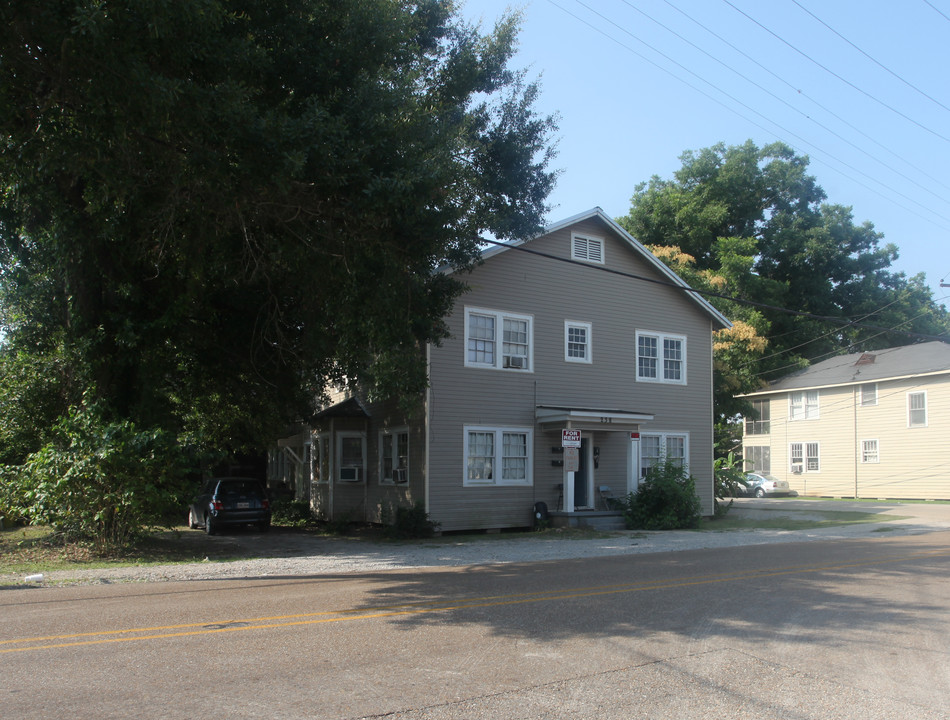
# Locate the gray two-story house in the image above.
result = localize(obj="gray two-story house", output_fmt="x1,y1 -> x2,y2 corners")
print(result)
273,208 -> 731,532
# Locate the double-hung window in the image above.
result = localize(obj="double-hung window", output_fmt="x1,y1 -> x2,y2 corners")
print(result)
337,433 -> 366,483
565,321 -> 592,363
464,426 -> 533,486
860,384 -> 878,407
790,442 -> 820,473
465,307 -> 532,371
861,439 -> 879,464
745,399 -> 770,435
636,331 -> 686,384
639,432 -> 689,478
789,390 -> 819,421
908,391 -> 927,427
380,429 -> 409,485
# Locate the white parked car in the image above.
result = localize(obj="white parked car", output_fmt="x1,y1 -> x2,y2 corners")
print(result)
744,472 -> 791,498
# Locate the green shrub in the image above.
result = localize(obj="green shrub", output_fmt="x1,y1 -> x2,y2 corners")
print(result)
713,450 -> 747,517
13,404 -> 191,547
624,458 -> 702,530
271,498 -> 314,527
385,501 -> 440,539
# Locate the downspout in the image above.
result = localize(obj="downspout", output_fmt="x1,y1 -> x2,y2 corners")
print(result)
329,418 -> 335,520
853,386 -> 859,498
425,342 -> 431,515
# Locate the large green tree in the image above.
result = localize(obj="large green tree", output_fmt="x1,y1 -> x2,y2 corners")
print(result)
0,0 -> 558,460
619,140 -> 950,445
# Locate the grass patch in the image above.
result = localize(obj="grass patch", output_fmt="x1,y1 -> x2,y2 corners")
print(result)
702,508 -> 910,532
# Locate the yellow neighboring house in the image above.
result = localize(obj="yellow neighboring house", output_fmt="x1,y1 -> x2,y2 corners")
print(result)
739,342 -> 950,499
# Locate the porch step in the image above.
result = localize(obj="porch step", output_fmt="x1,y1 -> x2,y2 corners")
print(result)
549,510 -> 627,532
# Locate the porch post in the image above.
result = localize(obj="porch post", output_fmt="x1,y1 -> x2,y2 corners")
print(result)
564,422 -> 575,513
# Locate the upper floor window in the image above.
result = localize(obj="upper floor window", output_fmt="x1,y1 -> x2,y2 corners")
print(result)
380,429 -> 409,485
636,331 -> 686,384
465,307 -> 533,371
908,391 -> 927,427
565,321 -> 592,363
789,390 -> 819,421
571,233 -> 604,264
745,399 -> 770,435
859,383 -> 878,407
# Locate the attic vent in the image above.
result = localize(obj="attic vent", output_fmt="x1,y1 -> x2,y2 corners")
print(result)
855,353 -> 876,366
572,234 -> 604,264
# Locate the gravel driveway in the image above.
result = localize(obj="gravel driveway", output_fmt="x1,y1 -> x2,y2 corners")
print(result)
5,498 -> 950,587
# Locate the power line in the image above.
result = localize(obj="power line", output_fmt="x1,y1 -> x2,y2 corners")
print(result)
791,0 -> 950,116
478,236 -> 950,344
619,0 -> 950,209
661,0 -> 950,196
923,0 -> 950,24
721,0 -> 950,144
544,0 -> 950,232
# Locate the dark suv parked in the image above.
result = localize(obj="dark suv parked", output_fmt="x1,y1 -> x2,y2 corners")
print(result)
188,478 -> 271,534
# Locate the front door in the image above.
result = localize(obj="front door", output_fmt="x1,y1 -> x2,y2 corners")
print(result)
574,438 -> 591,508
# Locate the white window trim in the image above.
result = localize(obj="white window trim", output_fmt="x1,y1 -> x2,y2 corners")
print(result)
908,391 -> 928,428
571,232 -> 605,264
860,383 -> 878,407
638,431 -> 690,479
464,306 -> 533,372
379,427 -> 410,486
636,330 -> 687,385
336,431 -> 366,484
789,390 -> 820,421
860,439 -> 880,464
564,320 -> 593,364
463,425 -> 534,487
789,441 -> 820,473
313,433 -> 330,485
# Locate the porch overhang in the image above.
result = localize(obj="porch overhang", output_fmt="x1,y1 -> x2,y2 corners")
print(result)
535,405 -> 654,432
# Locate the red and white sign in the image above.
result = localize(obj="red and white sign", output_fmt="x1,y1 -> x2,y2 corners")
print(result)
562,429 -> 582,448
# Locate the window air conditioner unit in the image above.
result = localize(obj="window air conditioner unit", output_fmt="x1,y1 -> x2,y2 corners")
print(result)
504,356 -> 526,369
790,463 -> 803,474
340,466 -> 362,482
393,468 -> 408,484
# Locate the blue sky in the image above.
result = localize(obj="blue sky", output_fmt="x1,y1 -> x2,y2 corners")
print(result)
461,0 -> 950,309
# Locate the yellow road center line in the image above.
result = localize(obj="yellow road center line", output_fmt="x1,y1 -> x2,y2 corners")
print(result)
3,548 -> 948,654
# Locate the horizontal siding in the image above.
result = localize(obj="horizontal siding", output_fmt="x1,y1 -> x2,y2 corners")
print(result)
743,375 -> 950,499
430,217 -> 717,531
313,398 -> 428,523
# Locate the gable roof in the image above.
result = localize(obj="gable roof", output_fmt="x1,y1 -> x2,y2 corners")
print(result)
477,208 -> 731,330
745,341 -> 950,395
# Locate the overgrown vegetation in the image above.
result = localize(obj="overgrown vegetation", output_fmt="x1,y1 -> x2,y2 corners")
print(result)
9,403 -> 191,547
623,458 -> 703,530
713,450 -> 748,517
384,501 -> 441,539
270,499 -> 316,528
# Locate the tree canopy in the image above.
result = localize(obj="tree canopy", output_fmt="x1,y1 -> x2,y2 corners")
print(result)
0,0 -> 558,461
618,140 -> 950,439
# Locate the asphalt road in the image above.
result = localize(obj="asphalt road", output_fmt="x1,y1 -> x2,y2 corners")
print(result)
3,529 -> 950,719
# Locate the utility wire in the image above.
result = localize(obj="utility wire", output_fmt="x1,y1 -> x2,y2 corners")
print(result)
544,0 -> 950,233
721,0 -> 950,144
923,0 -> 950,24
478,236 -> 950,343
619,0 -> 950,207
662,0 -> 950,195
791,0 -> 950,116
563,0 -> 950,226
